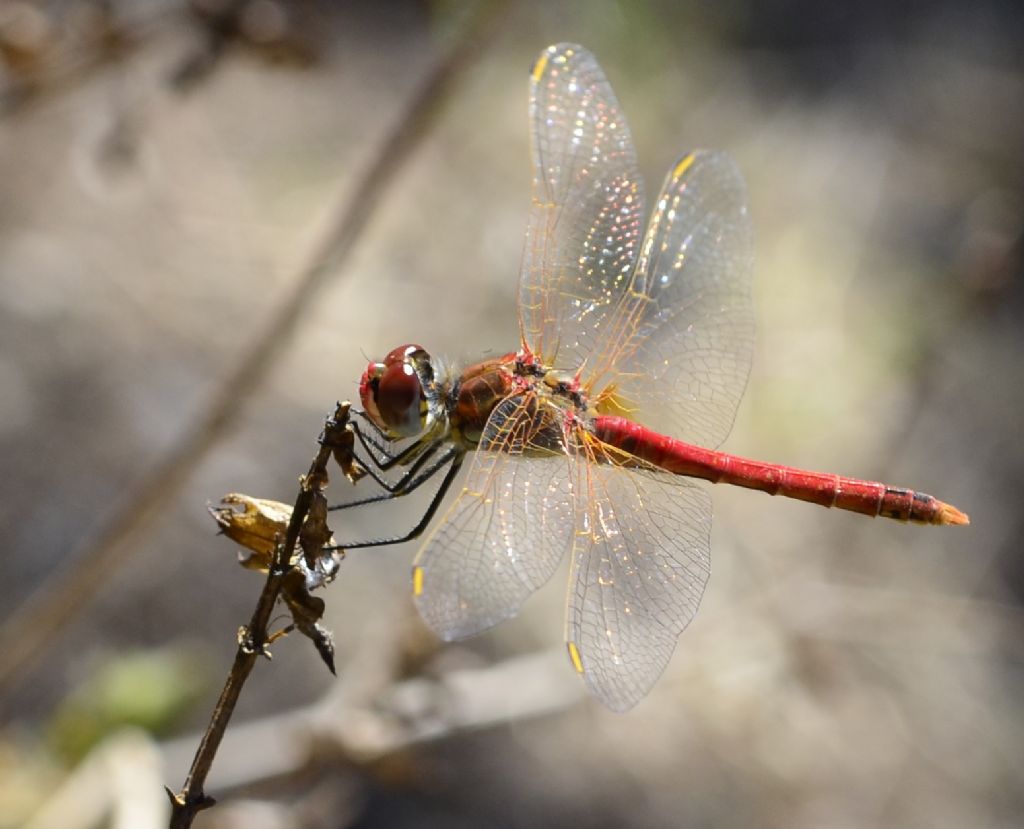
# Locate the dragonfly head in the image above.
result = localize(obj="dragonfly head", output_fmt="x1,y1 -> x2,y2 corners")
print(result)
359,344 -> 433,438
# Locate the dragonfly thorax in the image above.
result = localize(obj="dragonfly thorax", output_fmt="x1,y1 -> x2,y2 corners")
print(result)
540,367 -> 588,411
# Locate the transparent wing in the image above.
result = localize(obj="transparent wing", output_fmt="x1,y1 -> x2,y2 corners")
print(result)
412,396 -> 574,640
519,43 -> 645,367
586,150 -> 755,448
565,437 -> 712,711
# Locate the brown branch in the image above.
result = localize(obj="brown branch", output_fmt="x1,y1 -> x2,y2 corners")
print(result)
0,0 -> 507,699
166,403 -> 351,827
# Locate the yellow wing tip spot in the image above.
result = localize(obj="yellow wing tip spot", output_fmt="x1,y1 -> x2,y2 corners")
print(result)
567,641 -> 584,673
531,53 -> 549,83
672,153 -> 697,181
412,566 -> 424,596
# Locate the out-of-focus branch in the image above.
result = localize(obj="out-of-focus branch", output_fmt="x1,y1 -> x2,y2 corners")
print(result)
0,0 -> 507,699
161,647 -> 583,798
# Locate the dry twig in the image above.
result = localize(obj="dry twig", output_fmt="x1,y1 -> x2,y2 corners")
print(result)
167,402 -> 354,827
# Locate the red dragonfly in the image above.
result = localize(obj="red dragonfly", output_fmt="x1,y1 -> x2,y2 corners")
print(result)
339,43 -> 968,711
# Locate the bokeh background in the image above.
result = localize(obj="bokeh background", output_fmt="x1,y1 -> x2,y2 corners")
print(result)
1,1 -> 1022,827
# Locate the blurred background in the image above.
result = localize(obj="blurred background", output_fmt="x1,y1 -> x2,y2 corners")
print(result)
1,0 -> 1022,827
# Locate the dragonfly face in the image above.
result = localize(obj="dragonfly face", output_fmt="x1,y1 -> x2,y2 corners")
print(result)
358,343 -> 432,438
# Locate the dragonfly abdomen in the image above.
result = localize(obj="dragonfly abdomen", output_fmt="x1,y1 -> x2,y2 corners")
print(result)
593,416 -> 968,525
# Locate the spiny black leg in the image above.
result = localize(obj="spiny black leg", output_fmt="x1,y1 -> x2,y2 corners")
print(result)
348,419 -> 436,478
350,419 -> 399,466
353,408 -> 389,440
352,411 -> 423,470
351,419 -> 431,473
350,438 -> 444,494
331,452 -> 463,550
352,452 -> 402,492
330,441 -> 450,508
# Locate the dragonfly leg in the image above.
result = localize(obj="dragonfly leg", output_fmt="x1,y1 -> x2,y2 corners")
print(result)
352,407 -> 390,440
351,416 -> 428,472
330,450 -> 463,550
340,420 -> 439,494
330,440 -> 447,505
350,412 -> 398,463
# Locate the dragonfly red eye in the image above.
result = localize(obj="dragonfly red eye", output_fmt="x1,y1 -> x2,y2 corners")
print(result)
382,343 -> 426,368
358,344 -> 428,437
358,360 -> 386,427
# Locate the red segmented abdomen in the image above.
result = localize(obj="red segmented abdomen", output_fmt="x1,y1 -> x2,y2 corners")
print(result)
592,416 -> 969,526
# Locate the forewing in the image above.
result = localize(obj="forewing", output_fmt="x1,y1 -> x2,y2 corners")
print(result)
519,43 -> 645,367
412,396 -> 574,640
588,150 -> 754,448
566,440 -> 712,711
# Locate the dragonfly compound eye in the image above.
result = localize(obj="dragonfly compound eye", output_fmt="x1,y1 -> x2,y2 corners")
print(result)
358,360 -> 386,429
359,344 -> 429,438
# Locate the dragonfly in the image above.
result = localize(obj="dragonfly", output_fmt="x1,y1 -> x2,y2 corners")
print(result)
334,43 -> 969,711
